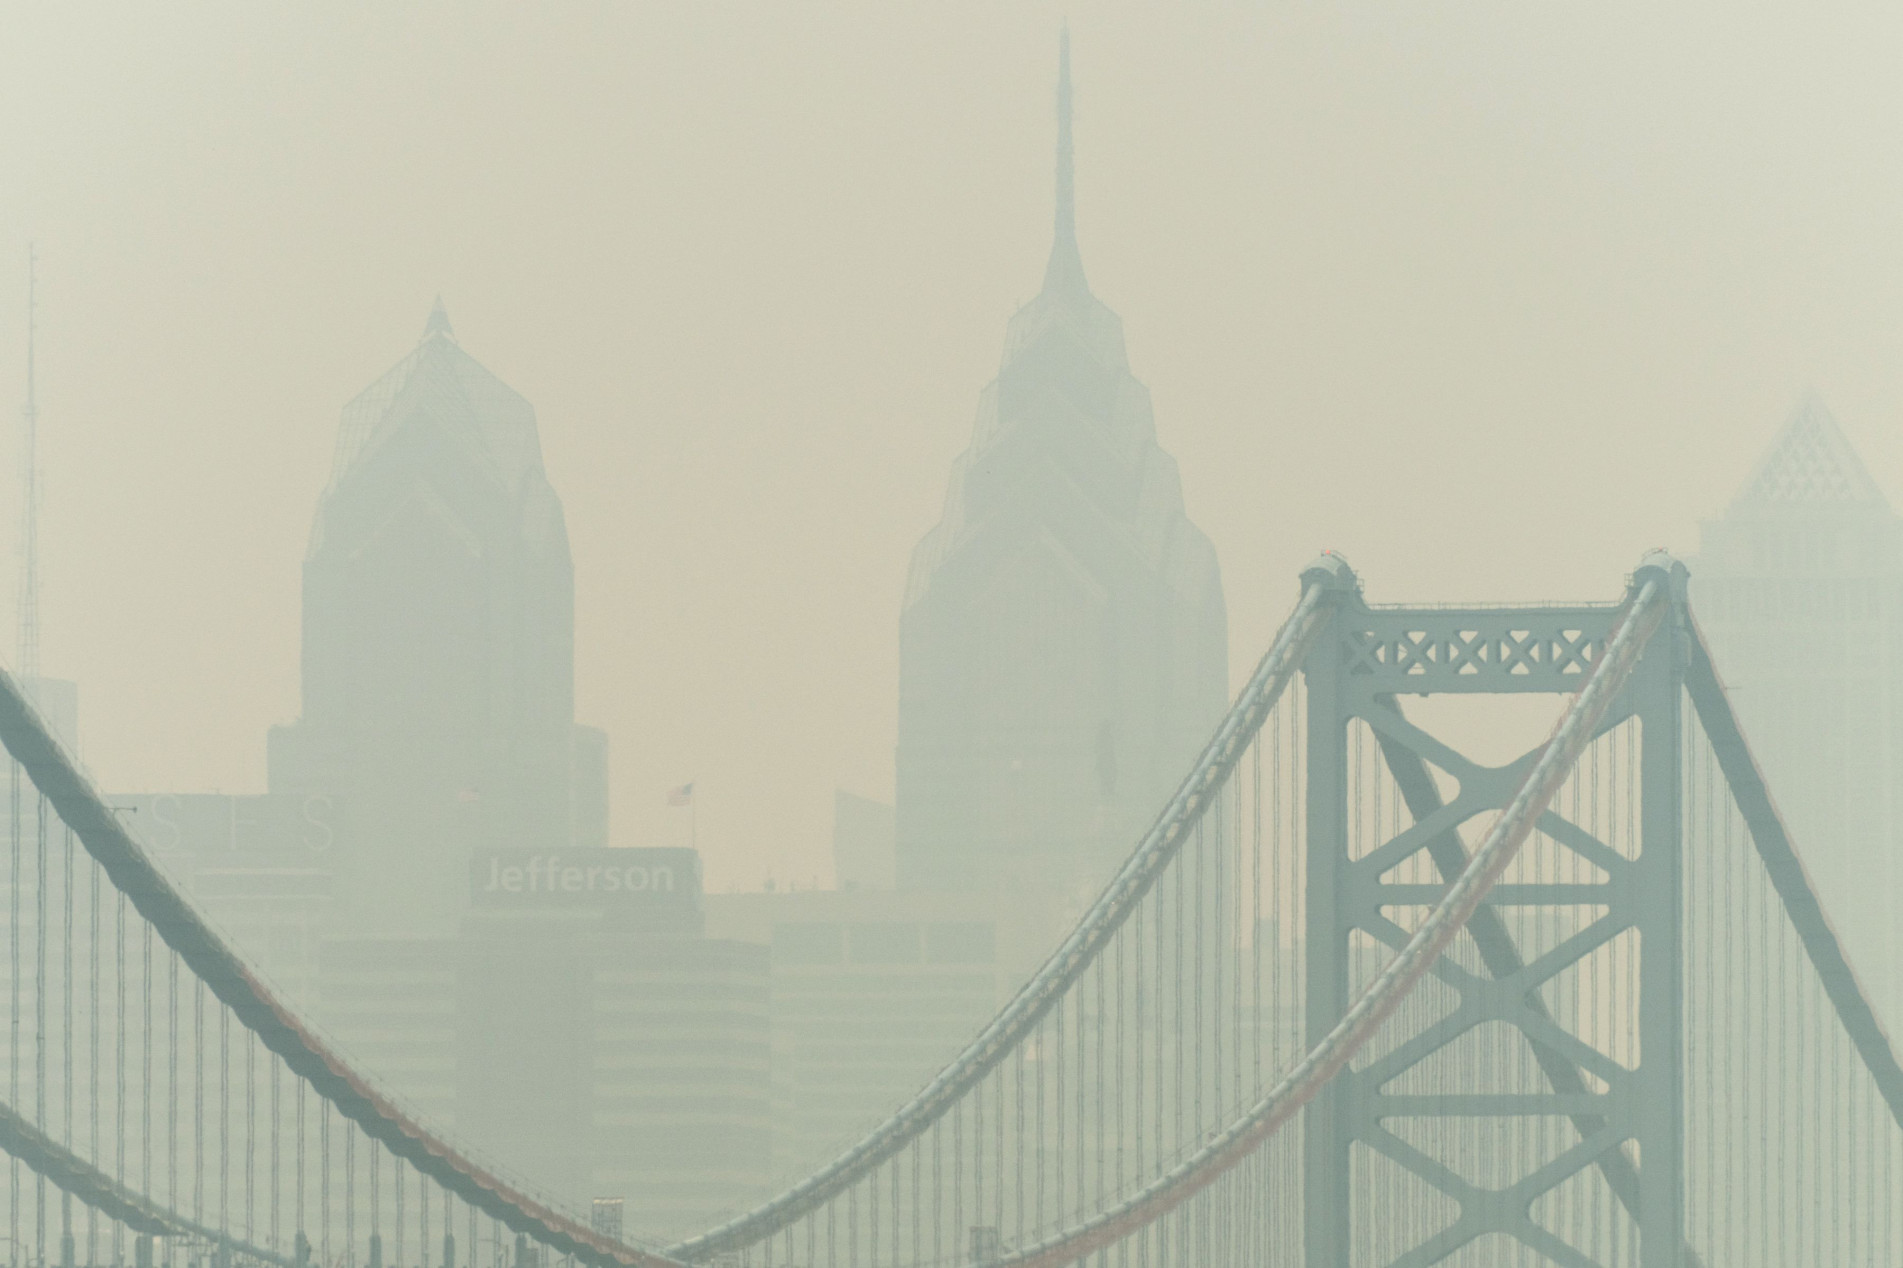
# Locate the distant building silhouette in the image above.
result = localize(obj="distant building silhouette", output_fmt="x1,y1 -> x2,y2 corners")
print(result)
703,887 -> 1004,1187
832,789 -> 895,891
269,302 -> 607,934
120,304 -> 779,1232
896,35 -> 1228,898
1691,393 -> 1903,1028
311,855 -> 774,1241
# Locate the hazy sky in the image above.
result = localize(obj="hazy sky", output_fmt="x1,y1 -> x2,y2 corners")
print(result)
4,3 -> 1903,889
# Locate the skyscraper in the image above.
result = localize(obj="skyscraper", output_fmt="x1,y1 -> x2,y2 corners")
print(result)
1690,393 -> 1903,1028
269,302 -> 607,934
895,36 -> 1229,900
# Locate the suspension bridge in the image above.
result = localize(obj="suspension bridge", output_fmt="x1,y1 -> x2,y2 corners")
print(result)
0,549 -> 1893,1268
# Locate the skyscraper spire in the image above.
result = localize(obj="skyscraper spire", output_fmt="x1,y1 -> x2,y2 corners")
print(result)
423,294 -> 455,342
898,30 -> 1226,899
18,245 -> 40,679
1042,27 -> 1090,297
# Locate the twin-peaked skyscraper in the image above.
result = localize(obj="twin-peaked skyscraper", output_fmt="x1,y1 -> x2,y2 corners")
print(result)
273,37 -> 1226,930
896,36 -> 1229,899
208,37 -> 1224,1227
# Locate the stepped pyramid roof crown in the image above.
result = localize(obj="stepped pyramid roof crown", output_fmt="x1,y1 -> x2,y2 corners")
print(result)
903,33 -> 1211,608
327,299 -> 544,498
306,301 -> 560,561
1731,393 -> 1890,513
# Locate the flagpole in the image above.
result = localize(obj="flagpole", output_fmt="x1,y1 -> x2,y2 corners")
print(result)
669,780 -> 700,850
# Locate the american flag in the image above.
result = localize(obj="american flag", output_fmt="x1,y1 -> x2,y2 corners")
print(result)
666,781 -> 695,808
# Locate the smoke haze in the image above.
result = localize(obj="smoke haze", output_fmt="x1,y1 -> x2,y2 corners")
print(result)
4,2 -> 1903,888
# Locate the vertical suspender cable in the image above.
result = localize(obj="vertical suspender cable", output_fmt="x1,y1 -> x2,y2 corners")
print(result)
296,1071 -> 305,1248
996,1054 -> 1005,1244
1172,849 -> 1184,1185
193,979 -> 203,1228
60,824 -> 70,1250
1131,906 -> 1144,1268
321,1099 -> 331,1268
1092,955 -> 1103,1250
36,793 -> 47,1264
1113,924 -> 1125,1245
1013,1041 -> 1023,1250
114,893 -> 125,1264
952,1097 -> 962,1266
1034,1014 -> 1045,1241
1231,775 -> 1242,1139
1251,738 -> 1262,1102
247,1030 -> 256,1245
168,951 -> 178,1227
87,855 -> 97,1268
393,1146 -> 403,1268
1055,979 -> 1066,1238
9,761 -> 18,1268
221,1005 -> 230,1235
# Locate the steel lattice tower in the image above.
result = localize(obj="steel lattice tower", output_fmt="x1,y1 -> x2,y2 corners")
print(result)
1302,560 -> 1690,1265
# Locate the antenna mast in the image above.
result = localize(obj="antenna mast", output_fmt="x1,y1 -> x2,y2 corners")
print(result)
18,246 -> 39,679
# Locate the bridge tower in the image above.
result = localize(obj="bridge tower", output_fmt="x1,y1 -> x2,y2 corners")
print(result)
1302,559 -> 1690,1265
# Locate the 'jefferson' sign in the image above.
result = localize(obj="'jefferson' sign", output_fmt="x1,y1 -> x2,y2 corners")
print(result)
470,848 -> 701,910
